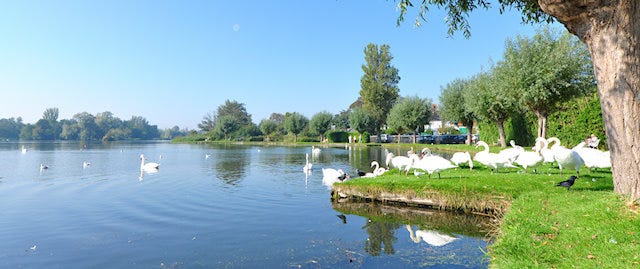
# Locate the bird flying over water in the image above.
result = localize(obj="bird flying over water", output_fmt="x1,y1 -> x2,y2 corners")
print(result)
556,175 -> 578,190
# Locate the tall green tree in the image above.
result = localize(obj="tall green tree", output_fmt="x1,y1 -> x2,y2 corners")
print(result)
360,43 -> 400,133
394,0 -> 640,215
386,96 -> 432,143
73,112 -> 99,141
283,112 -> 308,142
95,111 -> 123,140
332,110 -> 351,131
439,78 -> 476,145
216,100 -> 252,127
198,111 -> 216,132
308,111 -> 333,141
216,115 -> 240,140
259,119 -> 278,141
349,108 -> 375,135
466,70 -> 519,147
501,27 -> 594,138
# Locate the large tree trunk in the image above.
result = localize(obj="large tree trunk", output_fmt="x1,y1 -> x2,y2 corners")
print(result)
540,0 -> 640,200
497,119 -> 507,148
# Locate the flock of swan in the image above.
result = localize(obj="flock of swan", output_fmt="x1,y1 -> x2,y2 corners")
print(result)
319,136 -> 612,186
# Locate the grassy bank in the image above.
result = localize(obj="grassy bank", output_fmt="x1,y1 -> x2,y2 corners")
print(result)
334,166 -> 639,268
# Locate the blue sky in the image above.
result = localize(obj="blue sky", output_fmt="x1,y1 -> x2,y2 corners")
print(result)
0,0 -> 557,129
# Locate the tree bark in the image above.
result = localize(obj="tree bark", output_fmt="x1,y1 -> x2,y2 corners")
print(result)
539,0 -> 640,200
497,119 -> 507,148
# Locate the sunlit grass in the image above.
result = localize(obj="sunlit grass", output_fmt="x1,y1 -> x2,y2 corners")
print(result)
334,163 -> 640,267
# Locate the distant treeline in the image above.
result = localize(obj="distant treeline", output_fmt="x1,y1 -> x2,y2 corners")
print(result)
0,108 -> 189,141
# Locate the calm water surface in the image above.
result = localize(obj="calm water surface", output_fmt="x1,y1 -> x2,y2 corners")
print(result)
0,142 -> 490,268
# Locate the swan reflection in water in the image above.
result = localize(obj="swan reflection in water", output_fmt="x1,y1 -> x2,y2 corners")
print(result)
405,225 -> 458,247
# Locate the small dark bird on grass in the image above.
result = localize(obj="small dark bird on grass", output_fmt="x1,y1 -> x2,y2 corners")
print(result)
556,175 -> 578,190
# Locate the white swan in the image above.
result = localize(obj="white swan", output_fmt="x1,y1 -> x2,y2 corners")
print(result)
322,168 -> 349,187
498,140 -> 524,162
82,161 -> 91,168
21,145 -> 27,154
572,142 -> 611,170
311,146 -> 321,155
547,137 -> 583,174
303,153 -> 313,173
474,141 -> 517,173
370,161 -> 388,176
140,154 -> 159,171
40,163 -> 48,171
534,137 -> 555,164
386,153 -> 413,175
450,151 -> 473,171
410,154 -> 457,179
514,149 -> 543,172
406,225 -> 457,247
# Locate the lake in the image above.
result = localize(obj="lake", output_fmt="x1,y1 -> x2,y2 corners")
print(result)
0,141 -> 491,268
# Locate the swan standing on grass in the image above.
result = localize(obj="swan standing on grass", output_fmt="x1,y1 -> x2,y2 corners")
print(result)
547,137 -> 584,174
140,154 -> 159,171
498,140 -> 524,162
474,141 -> 517,173
514,148 -> 543,172
410,152 -> 457,179
572,142 -> 611,170
385,153 -> 412,175
534,137 -> 555,164
450,151 -> 473,171
370,161 -> 388,176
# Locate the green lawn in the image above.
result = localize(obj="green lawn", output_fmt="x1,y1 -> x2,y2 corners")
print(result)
335,163 -> 640,268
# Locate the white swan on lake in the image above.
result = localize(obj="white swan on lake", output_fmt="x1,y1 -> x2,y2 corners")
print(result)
311,146 -> 321,155
140,154 -> 159,171
322,168 -> 349,187
303,153 -> 313,173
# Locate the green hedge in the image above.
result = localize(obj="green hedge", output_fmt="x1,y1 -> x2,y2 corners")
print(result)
327,131 -> 349,142
478,92 -> 605,149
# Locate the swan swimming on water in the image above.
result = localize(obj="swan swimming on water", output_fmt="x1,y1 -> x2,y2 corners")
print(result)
140,154 -> 159,171
303,153 -> 313,173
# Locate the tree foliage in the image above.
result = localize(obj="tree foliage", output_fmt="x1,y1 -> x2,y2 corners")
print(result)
500,26 -> 595,138
439,78 -> 476,144
349,108 -> 375,135
309,111 -> 333,140
283,112 -> 308,142
396,0 -> 552,38
360,43 -> 400,133
465,69 -> 520,147
386,96 -> 432,141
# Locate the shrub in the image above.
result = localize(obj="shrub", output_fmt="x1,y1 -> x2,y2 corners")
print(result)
327,131 -> 349,142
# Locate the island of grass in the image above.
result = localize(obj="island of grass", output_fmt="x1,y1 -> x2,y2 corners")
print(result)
332,163 -> 639,268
